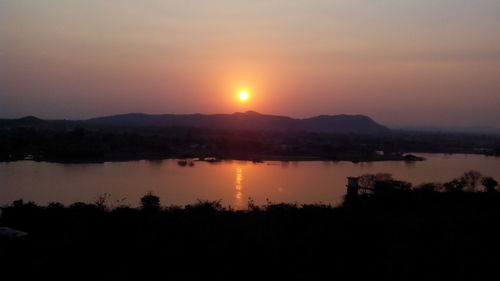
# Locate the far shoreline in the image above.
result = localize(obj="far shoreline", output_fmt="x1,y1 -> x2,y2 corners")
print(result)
5,151 -> 500,165
0,153 -> 427,164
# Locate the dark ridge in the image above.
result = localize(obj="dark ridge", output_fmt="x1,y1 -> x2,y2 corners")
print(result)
86,111 -> 389,134
18,116 -> 44,122
0,116 -> 46,126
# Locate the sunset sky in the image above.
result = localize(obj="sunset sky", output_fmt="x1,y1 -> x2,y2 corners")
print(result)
1,0 -> 499,128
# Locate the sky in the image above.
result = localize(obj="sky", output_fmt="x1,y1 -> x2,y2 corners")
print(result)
1,0 -> 499,128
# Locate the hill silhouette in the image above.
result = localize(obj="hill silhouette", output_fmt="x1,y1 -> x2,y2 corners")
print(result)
0,116 -> 46,126
87,111 -> 389,134
1,112 -> 497,163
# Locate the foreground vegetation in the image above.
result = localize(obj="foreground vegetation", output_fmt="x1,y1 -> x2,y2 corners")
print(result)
1,172 -> 499,280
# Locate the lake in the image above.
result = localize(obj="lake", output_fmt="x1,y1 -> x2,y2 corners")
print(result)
1,153 -> 499,208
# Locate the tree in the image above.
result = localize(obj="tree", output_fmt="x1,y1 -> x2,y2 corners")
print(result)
418,183 -> 440,192
373,179 -> 412,194
443,178 -> 466,192
140,192 -> 160,211
460,170 -> 482,191
358,173 -> 393,192
481,177 -> 498,193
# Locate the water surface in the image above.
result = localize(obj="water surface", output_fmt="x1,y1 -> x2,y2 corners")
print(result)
1,154 -> 498,208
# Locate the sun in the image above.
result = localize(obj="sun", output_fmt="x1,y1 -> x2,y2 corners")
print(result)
239,90 -> 249,101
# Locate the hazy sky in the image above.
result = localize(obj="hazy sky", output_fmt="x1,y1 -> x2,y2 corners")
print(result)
1,0 -> 499,128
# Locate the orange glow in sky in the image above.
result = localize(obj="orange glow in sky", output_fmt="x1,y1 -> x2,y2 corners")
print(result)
2,1 -> 500,128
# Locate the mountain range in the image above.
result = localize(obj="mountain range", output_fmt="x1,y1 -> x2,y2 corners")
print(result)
0,111 -> 389,134
86,111 -> 389,134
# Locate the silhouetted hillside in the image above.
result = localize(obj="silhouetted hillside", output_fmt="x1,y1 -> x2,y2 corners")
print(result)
1,113 -> 498,163
301,114 -> 387,134
0,116 -> 46,127
87,111 -> 389,134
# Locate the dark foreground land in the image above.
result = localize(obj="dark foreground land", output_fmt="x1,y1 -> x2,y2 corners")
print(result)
1,173 -> 499,280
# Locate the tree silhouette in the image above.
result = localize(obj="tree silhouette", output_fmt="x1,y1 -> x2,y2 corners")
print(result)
443,178 -> 466,192
418,182 -> 440,192
482,177 -> 498,193
460,170 -> 482,191
358,173 -> 393,192
140,192 -> 160,211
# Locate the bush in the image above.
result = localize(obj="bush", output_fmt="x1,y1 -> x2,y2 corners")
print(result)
140,192 -> 161,211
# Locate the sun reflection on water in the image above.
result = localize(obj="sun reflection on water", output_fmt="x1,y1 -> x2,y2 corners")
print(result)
235,167 -> 243,208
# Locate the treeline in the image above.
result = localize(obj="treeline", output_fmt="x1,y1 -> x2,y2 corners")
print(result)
1,124 -> 498,163
352,170 -> 498,194
1,173 -> 499,280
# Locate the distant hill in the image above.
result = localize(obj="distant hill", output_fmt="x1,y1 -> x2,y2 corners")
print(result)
0,116 -> 46,127
86,111 -> 389,134
393,125 -> 500,135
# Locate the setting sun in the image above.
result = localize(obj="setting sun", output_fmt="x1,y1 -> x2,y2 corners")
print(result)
239,91 -> 249,101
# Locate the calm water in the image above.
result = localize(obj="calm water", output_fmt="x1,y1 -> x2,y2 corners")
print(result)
1,154 -> 499,208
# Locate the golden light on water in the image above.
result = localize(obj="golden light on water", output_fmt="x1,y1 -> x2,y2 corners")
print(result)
235,167 -> 243,208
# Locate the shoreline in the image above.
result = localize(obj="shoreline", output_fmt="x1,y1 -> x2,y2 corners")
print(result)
0,153 -> 426,164
2,151 -> 498,165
